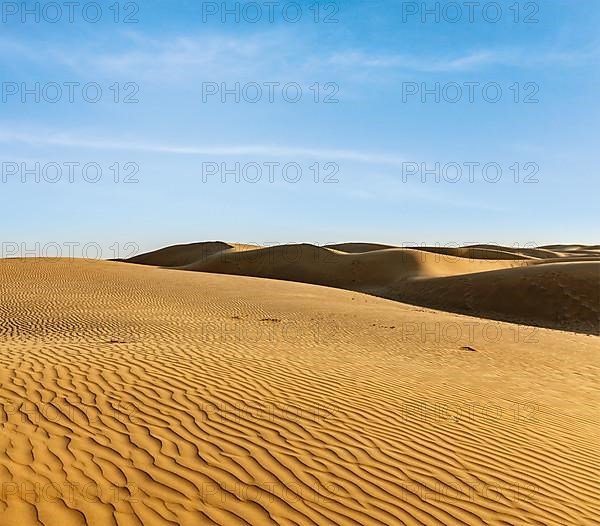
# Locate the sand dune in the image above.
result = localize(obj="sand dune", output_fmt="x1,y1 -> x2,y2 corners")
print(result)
324,242 -> 396,253
388,262 -> 600,333
127,242 -> 258,268
541,244 -> 600,254
124,242 -> 600,334
1,258 -> 599,525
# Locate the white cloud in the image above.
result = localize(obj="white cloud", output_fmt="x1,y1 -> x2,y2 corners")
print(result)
326,50 -> 506,72
2,30 -> 597,83
327,46 -> 600,72
0,127 -> 508,212
0,127 -> 407,167
0,31 -> 302,81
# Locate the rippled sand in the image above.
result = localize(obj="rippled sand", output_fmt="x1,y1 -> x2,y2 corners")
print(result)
0,258 -> 598,525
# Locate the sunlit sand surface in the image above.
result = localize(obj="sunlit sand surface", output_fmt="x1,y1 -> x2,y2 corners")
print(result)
0,253 -> 598,525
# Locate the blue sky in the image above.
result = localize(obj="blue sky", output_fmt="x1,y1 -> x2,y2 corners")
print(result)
1,0 -> 598,257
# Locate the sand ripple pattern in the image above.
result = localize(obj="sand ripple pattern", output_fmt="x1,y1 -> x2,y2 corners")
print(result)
1,259 -> 599,525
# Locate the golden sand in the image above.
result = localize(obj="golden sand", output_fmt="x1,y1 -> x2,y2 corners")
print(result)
128,242 -> 600,334
0,252 -> 598,525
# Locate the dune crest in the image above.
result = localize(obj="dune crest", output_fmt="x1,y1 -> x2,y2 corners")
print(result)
124,242 -> 600,334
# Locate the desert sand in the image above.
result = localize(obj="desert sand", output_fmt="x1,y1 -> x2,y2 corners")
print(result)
1,247 -> 599,525
127,242 -> 600,334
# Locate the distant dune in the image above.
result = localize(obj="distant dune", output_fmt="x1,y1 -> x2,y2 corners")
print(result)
123,242 -> 600,334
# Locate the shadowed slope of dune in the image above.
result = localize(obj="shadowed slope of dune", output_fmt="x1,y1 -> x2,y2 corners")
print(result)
387,262 -> 600,334
182,244 -> 530,284
0,259 -> 599,525
125,242 -> 262,268
465,244 -> 565,259
404,246 -> 536,260
324,242 -> 396,253
125,242 -> 235,267
126,242 -> 600,334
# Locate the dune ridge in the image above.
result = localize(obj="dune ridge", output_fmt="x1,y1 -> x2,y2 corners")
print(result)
1,258 -> 599,525
123,242 -> 600,334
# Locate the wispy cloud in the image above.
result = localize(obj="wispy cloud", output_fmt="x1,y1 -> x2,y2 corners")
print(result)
326,50 -> 506,72
0,126 -> 507,212
327,46 -> 600,72
89,32 -> 292,79
0,31 -> 302,81
2,31 -> 597,83
0,127 -> 407,167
